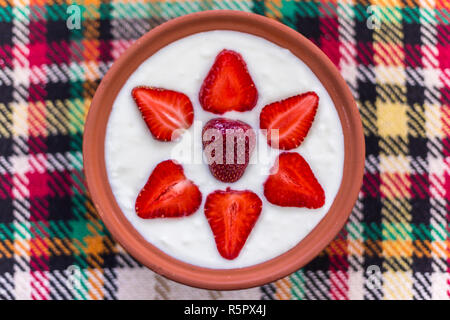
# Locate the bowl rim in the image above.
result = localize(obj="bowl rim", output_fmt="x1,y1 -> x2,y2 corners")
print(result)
83,10 -> 365,290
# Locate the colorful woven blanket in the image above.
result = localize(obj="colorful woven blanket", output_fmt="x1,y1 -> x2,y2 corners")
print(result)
0,0 -> 449,300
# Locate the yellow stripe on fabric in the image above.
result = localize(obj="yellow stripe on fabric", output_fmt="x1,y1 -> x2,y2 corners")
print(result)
67,98 -> 89,134
380,173 -> 410,198
382,271 -> 412,300
377,21 -> 403,43
442,105 -> 450,137
28,101 -> 48,138
374,43 -> 404,66
379,137 -> 409,155
425,103 -> 444,138
377,101 -> 408,138
380,154 -> 410,174
408,103 -> 427,138
0,103 -> 12,138
360,101 -> 378,136
383,215 -> 413,240
46,100 -> 70,136
381,198 -> 411,225
374,66 -> 405,85
377,85 -> 407,105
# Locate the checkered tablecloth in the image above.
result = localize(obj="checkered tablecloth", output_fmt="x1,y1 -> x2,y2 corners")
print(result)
0,0 -> 449,300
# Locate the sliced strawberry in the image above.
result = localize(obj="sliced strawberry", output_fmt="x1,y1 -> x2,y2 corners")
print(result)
260,91 -> 319,150
204,188 -> 262,260
199,49 -> 258,114
202,118 -> 256,183
135,160 -> 202,219
264,152 -> 325,208
132,87 -> 194,141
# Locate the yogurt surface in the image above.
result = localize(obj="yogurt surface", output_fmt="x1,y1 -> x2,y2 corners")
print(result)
105,30 -> 344,269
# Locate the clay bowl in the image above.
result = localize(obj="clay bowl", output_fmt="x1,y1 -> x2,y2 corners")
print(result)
83,10 -> 365,290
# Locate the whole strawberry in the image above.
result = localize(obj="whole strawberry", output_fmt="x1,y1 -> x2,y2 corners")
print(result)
202,118 -> 256,183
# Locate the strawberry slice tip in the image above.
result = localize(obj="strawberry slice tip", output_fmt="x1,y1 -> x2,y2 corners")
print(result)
260,91 -> 319,150
264,152 -> 325,209
204,188 -> 262,260
132,87 -> 194,142
199,49 -> 258,115
135,160 -> 202,219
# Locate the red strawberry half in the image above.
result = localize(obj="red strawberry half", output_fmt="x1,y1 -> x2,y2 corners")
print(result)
204,188 -> 262,260
202,118 -> 256,183
135,160 -> 202,219
264,152 -> 325,208
132,87 -> 194,141
260,91 -> 319,150
199,49 -> 258,114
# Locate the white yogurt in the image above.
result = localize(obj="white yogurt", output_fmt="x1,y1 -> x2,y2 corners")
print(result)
105,30 -> 344,269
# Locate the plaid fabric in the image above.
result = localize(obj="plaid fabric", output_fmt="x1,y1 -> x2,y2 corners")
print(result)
0,0 -> 449,300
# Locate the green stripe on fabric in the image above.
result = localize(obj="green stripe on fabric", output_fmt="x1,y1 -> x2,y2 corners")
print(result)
290,271 -> 306,300
45,4 -> 69,21
363,222 -> 383,241
402,6 -> 421,24
353,3 -> 370,22
0,6 -> 12,22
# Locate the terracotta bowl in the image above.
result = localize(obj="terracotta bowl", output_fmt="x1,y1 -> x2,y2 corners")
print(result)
83,10 -> 365,290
